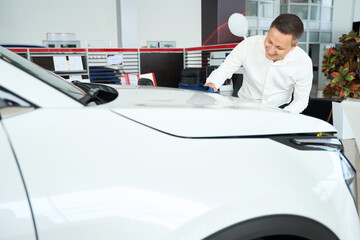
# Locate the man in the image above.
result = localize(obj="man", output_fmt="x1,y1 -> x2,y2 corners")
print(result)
205,13 -> 313,114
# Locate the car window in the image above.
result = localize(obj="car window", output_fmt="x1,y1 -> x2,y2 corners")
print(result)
0,88 -> 31,108
0,87 -> 35,119
0,46 -> 85,101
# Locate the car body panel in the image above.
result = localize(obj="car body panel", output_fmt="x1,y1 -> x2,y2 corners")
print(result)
2,108 -> 359,240
104,87 -> 336,137
1,46 -> 359,240
0,125 -> 36,240
112,106 -> 335,138
0,59 -> 83,108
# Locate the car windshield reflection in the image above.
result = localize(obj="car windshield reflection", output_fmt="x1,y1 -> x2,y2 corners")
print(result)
0,46 -> 85,101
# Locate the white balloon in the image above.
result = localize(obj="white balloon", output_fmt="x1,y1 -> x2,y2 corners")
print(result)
228,13 -> 248,37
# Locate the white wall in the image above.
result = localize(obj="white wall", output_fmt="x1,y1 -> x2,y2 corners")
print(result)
0,0 -> 356,48
137,0 -> 201,48
119,0 -> 139,48
332,0 -> 355,43
0,0 -> 118,48
354,0 -> 360,22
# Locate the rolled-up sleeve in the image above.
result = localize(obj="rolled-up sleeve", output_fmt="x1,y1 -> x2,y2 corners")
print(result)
284,59 -> 313,114
206,42 -> 244,89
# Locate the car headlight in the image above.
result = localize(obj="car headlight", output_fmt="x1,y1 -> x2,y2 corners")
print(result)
272,135 -> 358,207
339,152 -> 358,206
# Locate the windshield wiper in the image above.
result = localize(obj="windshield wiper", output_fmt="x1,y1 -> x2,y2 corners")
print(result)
72,81 -> 104,105
72,80 -> 91,93
72,80 -> 118,105
79,87 -> 103,105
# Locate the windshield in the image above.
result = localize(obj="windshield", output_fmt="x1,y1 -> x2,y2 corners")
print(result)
0,46 -> 85,101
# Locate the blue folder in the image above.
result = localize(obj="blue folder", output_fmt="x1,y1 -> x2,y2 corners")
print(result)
178,82 -> 220,94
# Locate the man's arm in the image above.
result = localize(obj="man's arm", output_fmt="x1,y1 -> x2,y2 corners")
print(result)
284,61 -> 313,114
205,42 -> 245,91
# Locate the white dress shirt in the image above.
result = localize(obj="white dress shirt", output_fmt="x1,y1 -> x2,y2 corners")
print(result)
206,35 -> 313,113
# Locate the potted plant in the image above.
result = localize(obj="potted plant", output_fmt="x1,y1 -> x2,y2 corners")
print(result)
322,30 -> 360,100
321,30 -> 360,139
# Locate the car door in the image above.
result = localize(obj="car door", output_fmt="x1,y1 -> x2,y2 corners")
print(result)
0,91 -> 37,240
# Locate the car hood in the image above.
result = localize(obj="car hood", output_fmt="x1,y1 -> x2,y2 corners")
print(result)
104,87 -> 335,137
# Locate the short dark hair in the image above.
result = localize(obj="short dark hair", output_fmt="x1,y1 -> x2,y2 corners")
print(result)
270,13 -> 304,45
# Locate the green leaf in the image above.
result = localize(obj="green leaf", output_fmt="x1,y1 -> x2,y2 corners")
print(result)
345,75 -> 355,81
332,78 -> 341,83
344,88 -> 350,97
330,56 -> 337,62
340,68 -> 349,77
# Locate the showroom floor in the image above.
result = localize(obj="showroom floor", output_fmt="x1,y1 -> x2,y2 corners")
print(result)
342,139 -> 360,215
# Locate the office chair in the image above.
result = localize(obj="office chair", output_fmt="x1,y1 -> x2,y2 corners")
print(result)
180,68 -> 202,85
138,78 -> 154,86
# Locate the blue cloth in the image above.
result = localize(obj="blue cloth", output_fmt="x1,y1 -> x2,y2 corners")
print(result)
178,82 -> 220,94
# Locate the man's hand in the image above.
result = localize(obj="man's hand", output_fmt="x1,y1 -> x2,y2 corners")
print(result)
204,82 -> 218,92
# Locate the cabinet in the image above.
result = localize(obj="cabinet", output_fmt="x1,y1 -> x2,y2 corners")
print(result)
42,40 -> 80,48
8,45 -> 239,88
87,48 -> 139,84
28,49 -> 88,81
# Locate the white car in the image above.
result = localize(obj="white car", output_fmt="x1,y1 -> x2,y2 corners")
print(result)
0,45 -> 359,240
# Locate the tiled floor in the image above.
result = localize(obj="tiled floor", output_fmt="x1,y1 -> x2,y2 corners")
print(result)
342,139 -> 360,215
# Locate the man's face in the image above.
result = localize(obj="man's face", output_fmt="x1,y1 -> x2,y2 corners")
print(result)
264,27 -> 298,61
